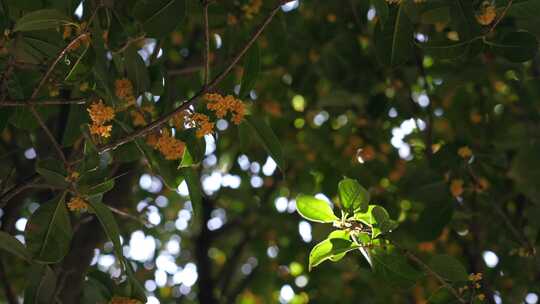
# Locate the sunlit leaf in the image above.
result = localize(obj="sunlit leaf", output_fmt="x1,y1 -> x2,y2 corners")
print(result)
296,195 -> 339,223
338,177 -> 369,213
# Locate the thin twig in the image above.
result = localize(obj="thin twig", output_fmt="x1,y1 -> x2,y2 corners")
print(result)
108,205 -> 151,226
0,174 -> 41,207
168,65 -> 203,76
404,251 -> 466,304
202,2 -> 211,86
487,0 -> 513,35
26,33 -> 91,166
0,98 -> 87,107
97,1 -> 284,154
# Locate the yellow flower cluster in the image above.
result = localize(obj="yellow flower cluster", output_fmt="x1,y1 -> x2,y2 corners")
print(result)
109,297 -> 141,304
115,78 -> 136,107
154,130 -> 186,160
88,100 -> 115,138
450,179 -> 464,197
67,196 -> 88,212
457,146 -> 472,159
191,113 -> 215,138
131,111 -> 147,127
171,110 -> 215,138
242,0 -> 262,19
476,1 -> 496,25
468,272 -> 483,282
205,93 -> 246,125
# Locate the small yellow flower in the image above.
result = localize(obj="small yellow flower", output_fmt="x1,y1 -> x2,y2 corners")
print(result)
477,294 -> 486,301
227,14 -> 238,26
115,78 -> 136,107
62,25 -> 73,39
476,2 -> 497,25
155,130 -> 185,160
242,0 -> 262,19
450,179 -> 464,197
205,93 -> 246,125
170,32 -> 183,45
470,112 -> 482,124
475,177 -> 490,192
131,111 -> 147,127
326,14 -> 337,23
458,146 -> 473,159
89,124 -> 113,138
468,272 -> 483,282
109,297 -> 141,304
191,113 -> 215,138
65,171 -> 80,182
67,196 -> 88,212
88,101 -> 115,125
79,82 -> 89,92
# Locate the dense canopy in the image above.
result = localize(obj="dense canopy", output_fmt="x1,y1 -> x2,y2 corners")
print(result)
1,0 -> 540,304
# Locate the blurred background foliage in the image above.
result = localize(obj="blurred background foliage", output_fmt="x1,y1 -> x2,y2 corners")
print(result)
1,0 -> 540,303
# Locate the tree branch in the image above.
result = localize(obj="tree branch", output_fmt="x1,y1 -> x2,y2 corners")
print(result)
97,1 -> 284,154
0,98 -> 87,107
403,250 -> 466,304
202,1 -> 211,86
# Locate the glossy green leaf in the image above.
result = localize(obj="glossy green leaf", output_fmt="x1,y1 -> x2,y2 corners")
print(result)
421,38 -> 481,60
125,45 -> 150,94
309,236 -> 359,270
181,167 -> 202,209
35,158 -> 69,188
25,193 -> 72,263
239,42 -> 260,98
450,0 -> 480,40
87,199 -> 123,259
371,0 -> 389,25
244,115 -> 285,172
338,177 -> 369,213
133,0 -> 187,38
375,4 -> 414,66
23,264 -> 57,304
508,0 -> 540,18
428,254 -> 468,282
13,9 -> 69,32
296,195 -> 338,223
0,231 -> 31,261
490,31 -> 539,62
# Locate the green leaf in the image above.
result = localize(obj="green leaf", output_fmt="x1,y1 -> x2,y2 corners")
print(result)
507,0 -> 540,18
87,199 -> 123,260
35,158 -> 69,188
239,42 -> 260,98
125,45 -> 150,94
450,0 -> 480,40
414,200 -> 454,241
25,193 -> 72,263
23,264 -> 57,304
421,38 -> 482,60
490,31 -> 539,63
421,6 -> 450,24
371,0 -> 389,25
375,4 -> 414,66
13,9 -> 70,32
509,143 -> 540,204
133,0 -> 187,38
181,167 -> 203,210
354,205 -> 397,238
0,231 -> 31,261
309,236 -> 359,270
428,254 -> 468,282
372,248 -> 421,288
124,260 -> 147,302
296,195 -> 338,223
338,178 -> 369,213
244,115 -> 285,173
79,179 -> 115,196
